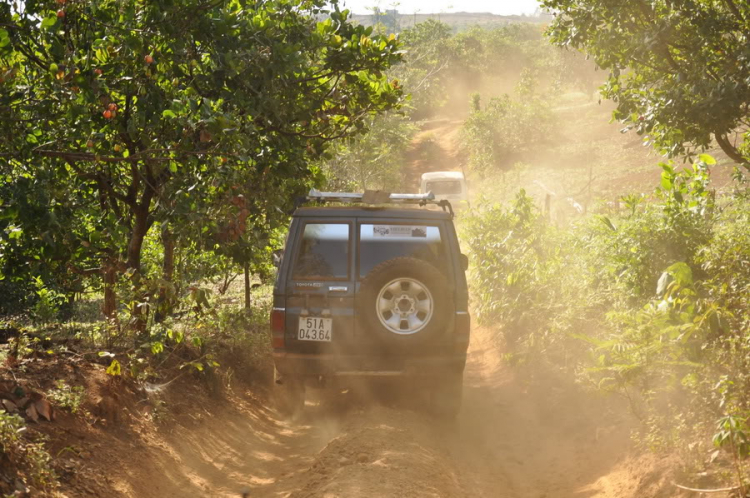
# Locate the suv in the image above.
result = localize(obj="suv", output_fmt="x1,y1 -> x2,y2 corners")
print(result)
270,190 -> 470,417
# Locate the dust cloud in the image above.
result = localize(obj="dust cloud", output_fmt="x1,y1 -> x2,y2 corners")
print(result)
108,41 -> 704,498
105,326 -> 678,497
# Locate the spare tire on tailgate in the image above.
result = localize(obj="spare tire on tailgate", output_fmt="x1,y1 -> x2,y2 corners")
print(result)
358,257 -> 453,346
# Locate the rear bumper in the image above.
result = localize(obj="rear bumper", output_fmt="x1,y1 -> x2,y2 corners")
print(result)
273,352 -> 467,378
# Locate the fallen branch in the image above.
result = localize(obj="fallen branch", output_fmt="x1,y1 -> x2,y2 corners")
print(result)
672,482 -> 741,494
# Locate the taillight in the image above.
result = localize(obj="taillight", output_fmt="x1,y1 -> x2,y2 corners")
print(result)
270,308 -> 285,349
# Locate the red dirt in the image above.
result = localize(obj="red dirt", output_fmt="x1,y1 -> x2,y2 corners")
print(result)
2,325 -> 699,497
403,118 -> 465,191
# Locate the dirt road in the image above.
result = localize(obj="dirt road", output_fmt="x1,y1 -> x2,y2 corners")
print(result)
104,97 -> 736,498
108,326 -> 675,498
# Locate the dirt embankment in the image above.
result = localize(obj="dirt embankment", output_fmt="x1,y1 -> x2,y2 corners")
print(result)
15,325 -> 693,498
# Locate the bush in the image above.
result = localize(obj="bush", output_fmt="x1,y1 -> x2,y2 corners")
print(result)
464,189 -> 603,368
0,412 -> 57,492
47,381 -> 86,414
460,92 -> 555,175
465,157 -> 750,471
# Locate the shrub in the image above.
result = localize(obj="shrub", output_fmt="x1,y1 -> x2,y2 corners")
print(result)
0,412 -> 57,491
465,157 -> 749,472
47,381 -> 86,414
460,93 -> 555,175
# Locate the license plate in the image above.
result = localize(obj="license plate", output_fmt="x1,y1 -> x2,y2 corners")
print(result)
297,317 -> 332,342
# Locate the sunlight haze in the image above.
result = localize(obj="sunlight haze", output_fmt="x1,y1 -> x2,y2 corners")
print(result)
338,0 -> 542,15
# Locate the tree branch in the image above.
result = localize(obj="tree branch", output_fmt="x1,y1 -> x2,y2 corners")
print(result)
723,0 -> 745,24
715,132 -> 748,169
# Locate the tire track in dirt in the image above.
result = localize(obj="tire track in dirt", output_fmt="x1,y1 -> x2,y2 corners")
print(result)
403,118 -> 465,191
107,327 -> 671,497
257,327 -> 645,498
442,331 -> 631,498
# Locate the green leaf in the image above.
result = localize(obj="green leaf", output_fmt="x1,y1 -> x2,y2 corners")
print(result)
666,262 -> 693,286
162,110 -> 177,119
106,359 -> 122,376
570,333 -> 615,349
7,226 -> 23,239
697,154 -> 716,165
150,341 -> 164,355
597,215 -> 617,231
41,15 -> 58,29
660,171 -> 673,190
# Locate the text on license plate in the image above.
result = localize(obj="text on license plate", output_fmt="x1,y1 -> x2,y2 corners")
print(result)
298,317 -> 332,342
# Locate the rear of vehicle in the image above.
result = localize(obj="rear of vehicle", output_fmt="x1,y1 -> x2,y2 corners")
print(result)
420,171 -> 469,208
271,205 -> 470,416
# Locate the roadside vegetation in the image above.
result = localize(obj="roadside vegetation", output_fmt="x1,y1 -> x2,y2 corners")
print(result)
465,162 -> 749,475
463,0 -> 750,492
0,0 -> 402,493
0,0 -> 749,495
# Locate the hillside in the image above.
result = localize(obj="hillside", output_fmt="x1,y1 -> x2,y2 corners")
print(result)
351,11 -> 552,32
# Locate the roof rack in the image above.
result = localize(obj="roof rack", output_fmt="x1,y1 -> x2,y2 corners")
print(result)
306,189 -> 454,217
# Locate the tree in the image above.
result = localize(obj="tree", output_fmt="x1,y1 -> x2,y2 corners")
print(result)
0,167 -> 104,314
319,21 -> 458,191
322,111 -> 416,191
0,0 -> 403,325
542,0 -> 750,169
397,20 -> 454,115
460,82 -> 555,175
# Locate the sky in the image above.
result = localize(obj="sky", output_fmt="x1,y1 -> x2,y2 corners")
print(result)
337,0 -> 542,15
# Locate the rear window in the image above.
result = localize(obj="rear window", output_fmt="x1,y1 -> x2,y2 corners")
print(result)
359,224 -> 445,278
426,180 -> 462,195
293,223 -> 350,279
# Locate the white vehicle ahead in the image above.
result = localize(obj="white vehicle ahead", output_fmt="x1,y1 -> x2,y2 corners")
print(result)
420,171 -> 469,206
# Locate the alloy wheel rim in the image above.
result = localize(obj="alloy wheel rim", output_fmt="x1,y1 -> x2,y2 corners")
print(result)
375,277 -> 433,335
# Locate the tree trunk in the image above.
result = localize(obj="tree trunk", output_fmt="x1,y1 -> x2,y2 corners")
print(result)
126,191 -> 154,336
103,263 -> 117,320
162,226 -> 175,283
127,205 -> 151,272
155,225 -> 175,323
244,261 -> 251,309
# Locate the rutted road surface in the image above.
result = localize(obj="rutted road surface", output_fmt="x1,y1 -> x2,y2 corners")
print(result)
112,327 -> 673,497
